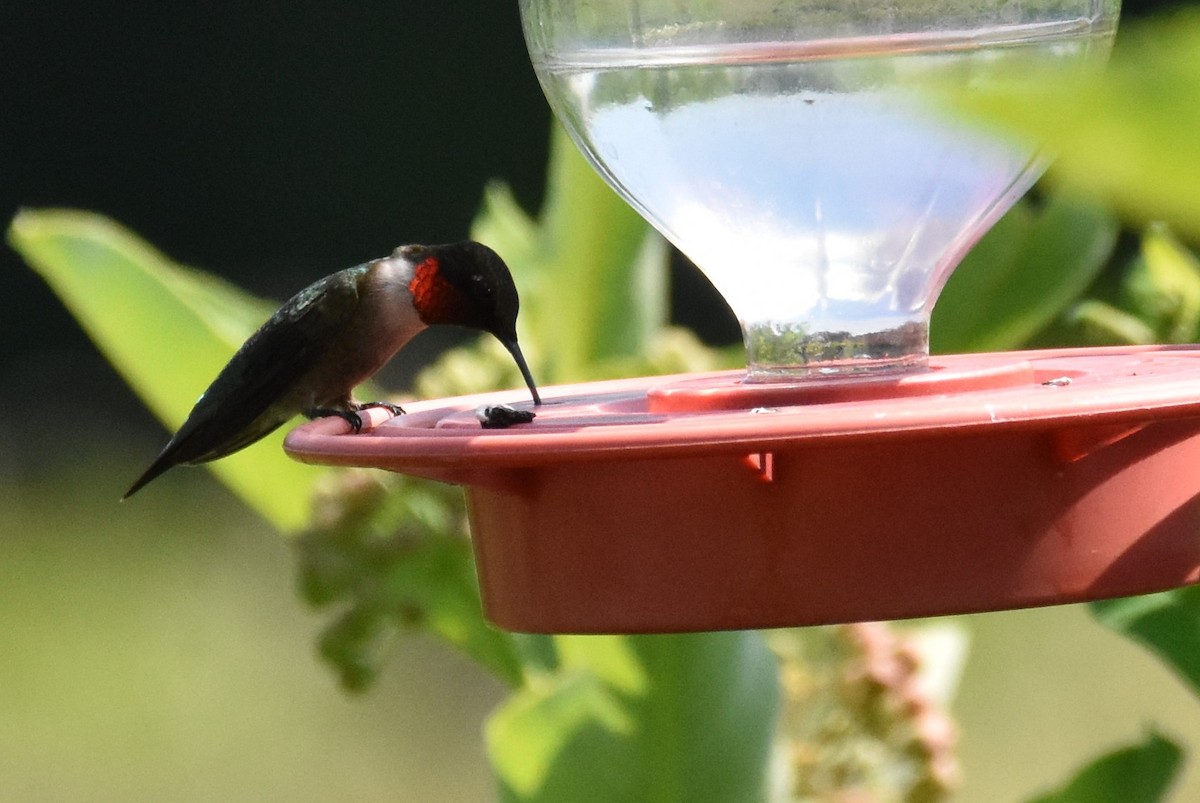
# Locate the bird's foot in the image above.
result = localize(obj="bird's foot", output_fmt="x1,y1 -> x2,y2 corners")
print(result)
305,407 -> 365,433
305,402 -> 404,433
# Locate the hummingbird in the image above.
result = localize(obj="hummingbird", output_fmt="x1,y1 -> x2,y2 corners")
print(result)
123,241 -> 541,499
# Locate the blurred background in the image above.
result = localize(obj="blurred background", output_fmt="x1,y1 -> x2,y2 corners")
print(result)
2,2 -> 1199,800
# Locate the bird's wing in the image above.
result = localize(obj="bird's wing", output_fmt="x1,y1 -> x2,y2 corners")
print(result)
164,265 -> 368,464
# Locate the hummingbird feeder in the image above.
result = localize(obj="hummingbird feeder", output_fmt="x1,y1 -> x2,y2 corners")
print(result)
286,0 -> 1200,633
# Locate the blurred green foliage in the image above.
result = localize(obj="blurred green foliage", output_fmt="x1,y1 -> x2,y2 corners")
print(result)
297,469 -> 525,690
10,6 -> 1200,801
7,211 -> 320,532
1028,731 -> 1183,803
932,192 -> 1118,353
1093,587 -> 1200,697
1071,224 -> 1200,346
947,10 -> 1200,241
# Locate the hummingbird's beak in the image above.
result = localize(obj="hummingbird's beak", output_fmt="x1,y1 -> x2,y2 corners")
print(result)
501,337 -> 542,406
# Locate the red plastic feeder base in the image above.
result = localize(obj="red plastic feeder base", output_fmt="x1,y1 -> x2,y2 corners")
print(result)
285,346 -> 1200,633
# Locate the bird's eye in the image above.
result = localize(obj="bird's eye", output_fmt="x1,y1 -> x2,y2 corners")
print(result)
471,274 -> 493,299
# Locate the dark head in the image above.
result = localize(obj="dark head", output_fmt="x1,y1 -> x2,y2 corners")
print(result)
402,241 -> 542,405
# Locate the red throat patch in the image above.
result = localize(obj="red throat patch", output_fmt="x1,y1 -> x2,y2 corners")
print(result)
407,256 -> 460,324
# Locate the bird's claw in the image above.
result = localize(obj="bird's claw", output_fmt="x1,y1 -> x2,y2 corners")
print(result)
356,401 -> 406,417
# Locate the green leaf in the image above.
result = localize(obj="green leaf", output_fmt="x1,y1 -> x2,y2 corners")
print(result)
943,11 -> 1200,238
625,633 -> 779,803
1026,730 -> 1182,803
489,632 -> 779,803
7,208 -> 322,532
385,531 -> 523,686
556,635 -> 648,696
1092,586 -> 1200,697
298,472 -> 523,690
932,193 -> 1117,353
1134,224 -> 1200,343
486,670 -> 637,799
1066,300 -> 1157,345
